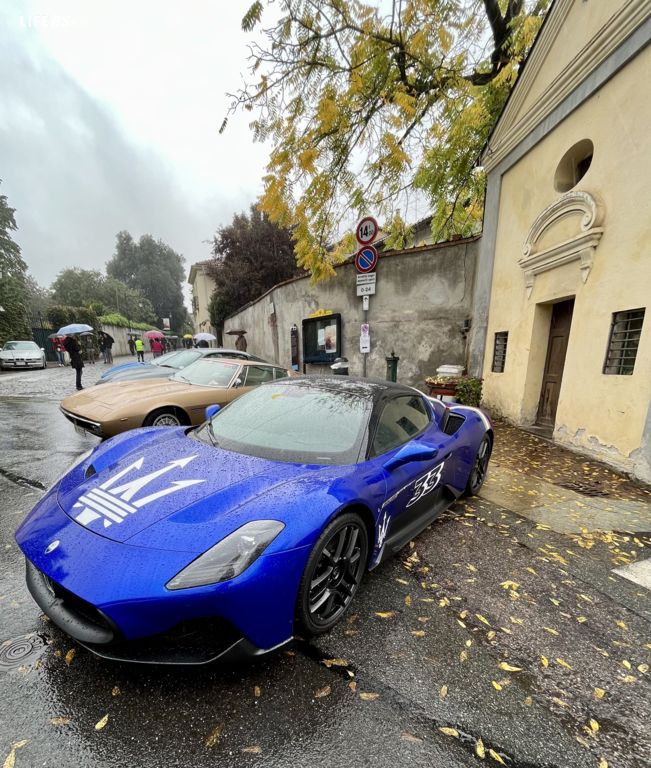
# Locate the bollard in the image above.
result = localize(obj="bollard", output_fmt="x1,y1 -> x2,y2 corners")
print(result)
385,350 -> 399,382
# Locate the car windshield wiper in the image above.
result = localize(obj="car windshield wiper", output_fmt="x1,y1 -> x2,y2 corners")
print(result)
173,373 -> 190,383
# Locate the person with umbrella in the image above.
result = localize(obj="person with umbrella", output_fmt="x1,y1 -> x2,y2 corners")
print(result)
63,335 -> 84,390
53,336 -> 65,366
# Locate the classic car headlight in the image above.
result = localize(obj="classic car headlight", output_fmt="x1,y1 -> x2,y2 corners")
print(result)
166,520 -> 285,590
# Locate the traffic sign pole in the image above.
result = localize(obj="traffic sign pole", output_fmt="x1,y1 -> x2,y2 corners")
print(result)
354,217 -> 379,378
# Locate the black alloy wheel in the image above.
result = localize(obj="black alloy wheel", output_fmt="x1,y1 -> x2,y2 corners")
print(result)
296,512 -> 368,635
465,435 -> 492,496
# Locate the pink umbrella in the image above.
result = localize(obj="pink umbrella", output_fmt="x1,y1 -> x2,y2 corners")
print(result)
144,330 -> 165,339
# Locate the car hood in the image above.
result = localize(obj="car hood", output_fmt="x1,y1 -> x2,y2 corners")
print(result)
57,432 -> 320,546
62,378 -> 213,411
1,349 -> 41,358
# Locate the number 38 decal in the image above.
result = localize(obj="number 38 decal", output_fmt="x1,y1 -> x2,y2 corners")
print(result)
406,462 -> 445,508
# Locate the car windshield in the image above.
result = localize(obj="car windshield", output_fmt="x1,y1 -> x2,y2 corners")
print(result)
195,381 -> 372,464
152,350 -> 201,369
3,342 -> 38,351
170,358 -> 240,387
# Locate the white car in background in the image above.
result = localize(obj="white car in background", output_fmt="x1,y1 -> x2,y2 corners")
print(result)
0,341 -> 47,370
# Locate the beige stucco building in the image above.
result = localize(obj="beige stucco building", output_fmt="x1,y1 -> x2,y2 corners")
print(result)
188,260 -> 218,336
474,0 -> 651,482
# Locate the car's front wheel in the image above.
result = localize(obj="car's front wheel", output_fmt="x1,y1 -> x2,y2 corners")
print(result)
144,408 -> 186,428
465,434 -> 492,496
296,512 -> 368,636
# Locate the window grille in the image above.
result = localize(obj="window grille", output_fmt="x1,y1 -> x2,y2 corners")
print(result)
603,308 -> 645,375
491,331 -> 508,373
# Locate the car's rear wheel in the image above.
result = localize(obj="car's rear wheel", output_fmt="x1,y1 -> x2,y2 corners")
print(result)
296,512 -> 368,636
144,408 -> 185,428
465,435 -> 492,496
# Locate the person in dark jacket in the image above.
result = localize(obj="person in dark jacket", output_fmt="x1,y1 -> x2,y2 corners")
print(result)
63,335 -> 84,390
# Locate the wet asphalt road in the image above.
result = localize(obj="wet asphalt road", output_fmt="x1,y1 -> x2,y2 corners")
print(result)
1,363 -> 650,768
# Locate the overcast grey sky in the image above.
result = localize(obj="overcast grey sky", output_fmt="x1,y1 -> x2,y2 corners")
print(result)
0,0 -> 271,296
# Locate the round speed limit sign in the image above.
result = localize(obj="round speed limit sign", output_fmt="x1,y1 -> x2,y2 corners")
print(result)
355,216 -> 379,245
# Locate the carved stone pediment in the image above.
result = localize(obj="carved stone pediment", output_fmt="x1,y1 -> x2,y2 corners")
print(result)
519,191 -> 604,297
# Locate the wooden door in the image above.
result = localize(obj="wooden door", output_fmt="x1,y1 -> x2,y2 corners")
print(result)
536,299 -> 574,427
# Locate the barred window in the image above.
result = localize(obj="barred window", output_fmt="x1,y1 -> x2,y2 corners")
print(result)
491,331 -> 508,373
603,308 -> 645,375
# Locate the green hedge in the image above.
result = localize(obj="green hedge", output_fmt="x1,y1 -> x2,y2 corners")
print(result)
98,313 -> 153,331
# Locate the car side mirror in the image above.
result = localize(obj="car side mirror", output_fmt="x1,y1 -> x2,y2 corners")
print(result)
233,377 -> 243,388
40,347 -> 45,352
383,442 -> 438,472
205,404 -> 221,420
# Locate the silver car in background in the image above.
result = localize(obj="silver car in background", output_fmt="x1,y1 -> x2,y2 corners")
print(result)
0,341 -> 47,370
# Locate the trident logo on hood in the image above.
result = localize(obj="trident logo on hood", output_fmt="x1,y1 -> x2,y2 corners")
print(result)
73,455 -> 205,530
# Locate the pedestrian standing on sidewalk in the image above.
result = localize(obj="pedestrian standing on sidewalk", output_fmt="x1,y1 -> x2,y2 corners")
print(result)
128,337 -> 136,356
135,337 -> 145,363
63,334 -> 84,390
104,335 -> 114,364
54,337 -> 65,366
151,337 -> 163,358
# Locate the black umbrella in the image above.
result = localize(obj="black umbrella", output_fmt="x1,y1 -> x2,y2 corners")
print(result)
99,331 -> 115,343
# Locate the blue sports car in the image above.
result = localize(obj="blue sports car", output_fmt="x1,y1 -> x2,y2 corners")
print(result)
16,377 -> 492,664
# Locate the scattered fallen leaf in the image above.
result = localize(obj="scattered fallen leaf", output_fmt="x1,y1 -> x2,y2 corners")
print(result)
439,685 -> 448,699
205,723 -> 224,748
500,580 -> 519,590
254,685 -> 261,697
321,658 -> 348,668
621,660 -> 631,670
541,656 -> 549,668
111,686 -> 121,697
589,719 -> 599,733
510,617 -> 523,625
593,688 -> 605,700
638,663 -> 649,673
438,727 -> 459,738
526,567 -> 537,575
2,741 -> 28,768
552,697 -> 569,708
439,597 -> 450,608
375,611 -> 395,619
315,685 -> 331,698
598,759 -> 608,768
459,650 -> 468,662
64,648 -> 76,666
556,658 -> 572,670
498,662 -> 522,672
543,627 -> 560,636
242,746 -> 262,754
616,620 -> 627,629
492,681 -> 502,691
523,696 -> 533,706
621,674 -> 636,683
487,631 -> 496,640
50,717 -> 71,726
476,737 -> 486,759
576,616 -> 587,623
476,614 -> 491,626
401,732 -> 422,743
411,630 -> 425,638
359,692 -> 379,701
404,595 -> 412,607
94,714 -> 109,731
488,748 -> 506,764
348,681 -> 357,692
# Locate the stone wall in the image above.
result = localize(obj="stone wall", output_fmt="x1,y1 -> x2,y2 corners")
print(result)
224,238 -> 479,389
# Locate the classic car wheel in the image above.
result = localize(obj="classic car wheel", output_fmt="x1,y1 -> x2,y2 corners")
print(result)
296,512 -> 368,635
465,435 -> 492,496
144,409 -> 185,428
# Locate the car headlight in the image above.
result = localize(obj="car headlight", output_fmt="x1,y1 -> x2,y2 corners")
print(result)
166,520 -> 285,590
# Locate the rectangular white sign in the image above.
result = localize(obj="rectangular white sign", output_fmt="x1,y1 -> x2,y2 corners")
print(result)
356,273 -> 376,296
360,323 -> 370,353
